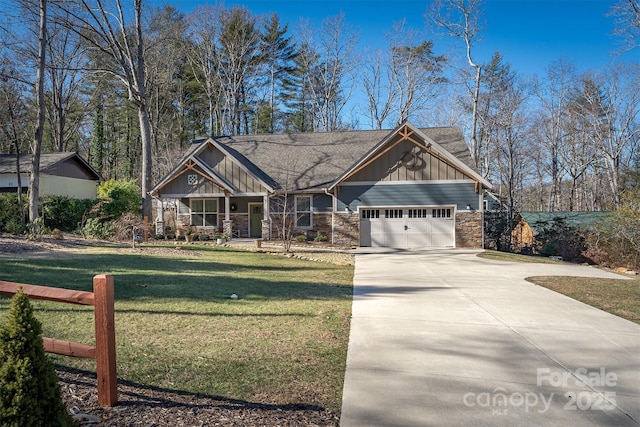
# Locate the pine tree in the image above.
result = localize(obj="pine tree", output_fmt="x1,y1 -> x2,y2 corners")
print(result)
0,289 -> 73,426
259,14 -> 297,133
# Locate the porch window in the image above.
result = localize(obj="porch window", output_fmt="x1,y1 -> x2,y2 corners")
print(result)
295,195 -> 312,228
178,200 -> 190,215
190,199 -> 218,227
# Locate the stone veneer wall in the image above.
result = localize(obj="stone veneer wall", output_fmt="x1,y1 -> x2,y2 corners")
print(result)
312,213 -> 332,239
333,212 -> 360,247
455,211 -> 483,248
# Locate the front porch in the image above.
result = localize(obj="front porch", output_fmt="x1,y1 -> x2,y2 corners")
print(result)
154,195 -> 270,240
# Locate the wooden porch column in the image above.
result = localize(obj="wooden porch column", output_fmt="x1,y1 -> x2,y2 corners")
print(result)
224,193 -> 230,221
263,194 -> 269,221
156,198 -> 164,222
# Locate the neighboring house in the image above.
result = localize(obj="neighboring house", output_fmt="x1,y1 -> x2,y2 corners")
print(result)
0,152 -> 102,199
150,122 -> 492,248
511,211 -> 609,255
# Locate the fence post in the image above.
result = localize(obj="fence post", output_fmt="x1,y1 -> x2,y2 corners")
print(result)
93,274 -> 117,406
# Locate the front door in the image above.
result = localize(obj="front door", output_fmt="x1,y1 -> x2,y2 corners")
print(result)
249,203 -> 263,238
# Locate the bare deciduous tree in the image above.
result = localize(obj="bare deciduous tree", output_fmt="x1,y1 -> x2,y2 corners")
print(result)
429,0 -> 484,165
532,58 -> 577,211
28,0 -> 47,223
185,4 -> 224,137
361,48 -> 395,129
57,0 -> 153,218
581,63 -> 640,206
299,13 -> 359,132
609,0 -> 640,53
46,10 -> 87,152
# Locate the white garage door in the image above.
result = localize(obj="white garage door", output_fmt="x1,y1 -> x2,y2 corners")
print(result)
359,207 -> 454,248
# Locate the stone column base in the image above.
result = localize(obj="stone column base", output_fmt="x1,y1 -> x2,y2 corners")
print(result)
261,219 -> 271,240
223,220 -> 233,239
155,221 -> 164,236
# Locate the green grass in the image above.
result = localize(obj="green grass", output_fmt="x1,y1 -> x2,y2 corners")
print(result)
0,244 -> 354,413
527,276 -> 640,325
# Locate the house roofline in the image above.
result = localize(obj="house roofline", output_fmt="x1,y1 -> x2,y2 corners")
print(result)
328,121 -> 491,191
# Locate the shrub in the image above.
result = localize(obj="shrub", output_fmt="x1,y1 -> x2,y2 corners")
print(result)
5,218 -> 25,235
314,234 -> 328,242
40,195 -> 98,232
81,217 -> 113,240
51,229 -> 64,240
97,179 -> 140,218
111,213 -> 145,242
587,190 -> 640,270
26,217 -> 49,241
0,194 -> 23,233
295,234 -> 308,243
0,289 -> 73,426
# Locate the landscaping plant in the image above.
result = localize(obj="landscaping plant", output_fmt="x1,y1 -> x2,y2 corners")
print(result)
0,289 -> 73,426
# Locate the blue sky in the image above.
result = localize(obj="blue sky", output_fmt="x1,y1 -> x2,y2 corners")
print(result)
166,0 -> 638,77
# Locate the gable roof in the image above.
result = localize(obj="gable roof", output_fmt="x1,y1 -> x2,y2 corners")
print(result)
151,122 -> 490,196
149,138 -> 278,196
213,123 -> 487,192
328,122 -> 491,190
0,152 -> 102,180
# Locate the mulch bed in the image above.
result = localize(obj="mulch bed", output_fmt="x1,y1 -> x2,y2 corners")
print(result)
58,367 -> 340,427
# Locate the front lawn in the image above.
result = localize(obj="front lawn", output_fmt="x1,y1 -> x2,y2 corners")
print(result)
0,244 -> 354,414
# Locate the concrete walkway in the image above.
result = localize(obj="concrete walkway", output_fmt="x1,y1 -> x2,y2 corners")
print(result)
340,248 -> 640,426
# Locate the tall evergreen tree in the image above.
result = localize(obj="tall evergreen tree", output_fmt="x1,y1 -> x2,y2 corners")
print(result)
281,42 -> 317,133
259,14 -> 297,133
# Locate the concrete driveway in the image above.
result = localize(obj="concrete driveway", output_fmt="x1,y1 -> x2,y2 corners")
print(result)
340,248 -> 640,427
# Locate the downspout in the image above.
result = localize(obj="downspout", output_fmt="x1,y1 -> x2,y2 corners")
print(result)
480,189 -> 485,250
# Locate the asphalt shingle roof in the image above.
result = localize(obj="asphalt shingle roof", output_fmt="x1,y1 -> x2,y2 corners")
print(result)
0,152 -> 101,180
213,127 -> 475,191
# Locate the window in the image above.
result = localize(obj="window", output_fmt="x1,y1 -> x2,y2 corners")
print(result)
178,200 -> 190,215
432,208 -> 452,218
385,209 -> 403,219
408,209 -> 428,218
295,195 -> 312,228
190,199 -> 218,227
361,209 -> 380,219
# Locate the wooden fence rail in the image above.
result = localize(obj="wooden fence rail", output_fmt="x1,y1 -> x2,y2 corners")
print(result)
0,274 -> 117,407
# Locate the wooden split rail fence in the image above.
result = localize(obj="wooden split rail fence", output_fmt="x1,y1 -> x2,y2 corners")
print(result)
0,274 -> 117,406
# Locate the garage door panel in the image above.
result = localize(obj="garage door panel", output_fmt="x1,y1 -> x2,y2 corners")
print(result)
359,207 -> 455,248
384,220 -> 406,247
431,219 -> 454,247
406,220 -> 429,247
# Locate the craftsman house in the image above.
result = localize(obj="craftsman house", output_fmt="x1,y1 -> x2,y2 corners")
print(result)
0,152 -> 102,199
150,122 -> 491,248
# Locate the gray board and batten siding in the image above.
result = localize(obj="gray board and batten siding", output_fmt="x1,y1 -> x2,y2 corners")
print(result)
346,138 -> 473,183
337,182 -> 480,212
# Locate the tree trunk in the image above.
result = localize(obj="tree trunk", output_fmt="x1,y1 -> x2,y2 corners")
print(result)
29,0 -> 47,223
139,103 -> 153,220
470,65 -> 481,166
